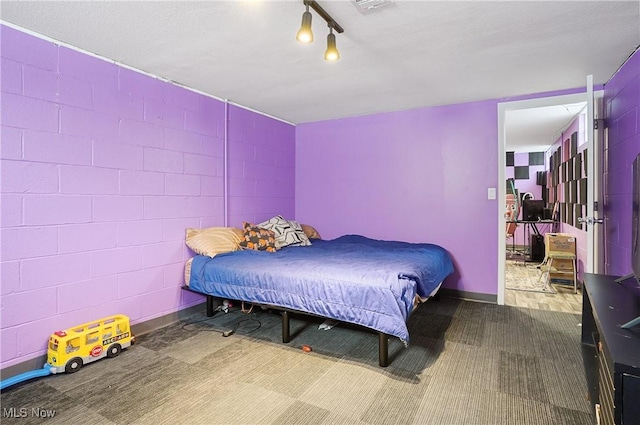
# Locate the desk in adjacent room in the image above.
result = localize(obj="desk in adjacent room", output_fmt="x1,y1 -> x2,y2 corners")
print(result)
506,220 -> 558,261
507,219 -> 558,236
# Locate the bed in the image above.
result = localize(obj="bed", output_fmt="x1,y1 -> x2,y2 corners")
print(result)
185,234 -> 454,366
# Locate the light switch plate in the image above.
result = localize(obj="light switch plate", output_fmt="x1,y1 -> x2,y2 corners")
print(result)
488,187 -> 496,200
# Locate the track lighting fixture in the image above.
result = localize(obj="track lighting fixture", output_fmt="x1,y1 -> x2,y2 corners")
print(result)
324,23 -> 340,62
296,0 -> 344,61
296,2 -> 313,43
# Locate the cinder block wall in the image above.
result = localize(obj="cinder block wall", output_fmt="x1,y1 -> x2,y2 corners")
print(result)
0,25 -> 295,370
603,48 -> 640,276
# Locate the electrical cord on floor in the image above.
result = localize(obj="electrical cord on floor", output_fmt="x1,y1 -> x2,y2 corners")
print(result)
180,309 -> 230,332
180,307 -> 262,337
222,316 -> 262,337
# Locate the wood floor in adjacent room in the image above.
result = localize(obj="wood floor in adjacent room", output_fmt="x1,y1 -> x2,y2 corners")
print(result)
505,259 -> 583,314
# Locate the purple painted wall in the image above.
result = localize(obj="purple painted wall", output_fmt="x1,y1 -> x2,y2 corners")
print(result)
0,25 -> 294,369
603,48 -> 640,276
296,100 -> 499,296
294,86 -> 600,299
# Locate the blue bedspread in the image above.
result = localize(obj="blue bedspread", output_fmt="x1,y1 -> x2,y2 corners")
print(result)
189,234 -> 454,343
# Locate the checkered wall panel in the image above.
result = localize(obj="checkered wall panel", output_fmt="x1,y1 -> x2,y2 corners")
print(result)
506,151 -> 546,181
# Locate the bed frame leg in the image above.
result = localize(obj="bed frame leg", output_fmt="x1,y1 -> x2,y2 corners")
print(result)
206,295 -> 215,317
379,333 -> 389,367
282,311 -> 290,343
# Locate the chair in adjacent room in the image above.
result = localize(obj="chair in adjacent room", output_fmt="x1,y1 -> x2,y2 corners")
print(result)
505,192 -> 520,258
538,246 -> 578,294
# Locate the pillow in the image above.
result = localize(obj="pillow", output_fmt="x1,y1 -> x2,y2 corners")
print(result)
230,226 -> 244,241
301,224 -> 322,240
185,227 -> 243,258
258,215 -> 311,248
184,257 -> 193,286
239,222 -> 277,252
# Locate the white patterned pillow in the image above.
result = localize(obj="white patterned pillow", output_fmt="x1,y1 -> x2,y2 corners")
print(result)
258,215 -> 311,248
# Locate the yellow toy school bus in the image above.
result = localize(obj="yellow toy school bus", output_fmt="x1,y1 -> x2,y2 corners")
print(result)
47,315 -> 134,374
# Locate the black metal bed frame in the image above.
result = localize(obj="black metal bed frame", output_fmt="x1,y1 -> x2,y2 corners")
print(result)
186,287 -> 392,367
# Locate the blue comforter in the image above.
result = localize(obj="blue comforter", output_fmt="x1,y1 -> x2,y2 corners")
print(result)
189,234 -> 454,343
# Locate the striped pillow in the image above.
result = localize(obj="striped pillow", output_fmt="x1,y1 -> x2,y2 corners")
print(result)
185,227 -> 243,258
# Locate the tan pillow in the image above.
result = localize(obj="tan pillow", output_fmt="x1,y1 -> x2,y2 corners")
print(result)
301,224 -> 321,240
184,257 -> 193,286
230,227 -> 244,241
185,227 -> 243,258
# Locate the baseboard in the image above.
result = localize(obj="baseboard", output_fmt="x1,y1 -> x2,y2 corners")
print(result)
130,302 -> 206,336
0,356 -> 49,384
0,302 -> 207,382
439,288 -> 497,304
506,244 -> 527,252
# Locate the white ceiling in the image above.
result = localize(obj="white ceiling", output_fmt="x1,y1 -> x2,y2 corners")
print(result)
506,101 -> 587,152
1,1 -> 638,152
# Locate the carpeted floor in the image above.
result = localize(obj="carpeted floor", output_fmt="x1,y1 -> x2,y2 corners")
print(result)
0,298 -> 594,425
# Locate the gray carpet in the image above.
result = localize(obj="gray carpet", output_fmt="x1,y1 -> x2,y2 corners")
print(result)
0,298 -> 594,425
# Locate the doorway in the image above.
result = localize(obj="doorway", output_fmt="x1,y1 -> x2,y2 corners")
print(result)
498,92 -> 590,311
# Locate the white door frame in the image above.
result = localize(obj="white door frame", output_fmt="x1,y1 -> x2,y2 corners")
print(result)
586,76 -> 606,274
497,92 -> 589,305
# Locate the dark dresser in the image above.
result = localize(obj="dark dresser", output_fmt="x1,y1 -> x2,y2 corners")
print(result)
582,273 -> 640,425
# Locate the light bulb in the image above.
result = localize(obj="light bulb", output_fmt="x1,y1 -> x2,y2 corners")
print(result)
324,31 -> 340,61
296,9 -> 313,43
